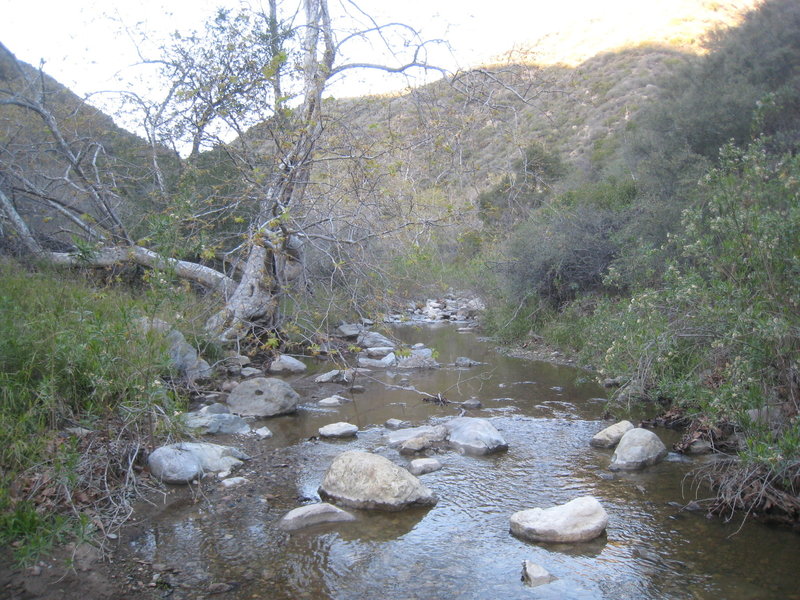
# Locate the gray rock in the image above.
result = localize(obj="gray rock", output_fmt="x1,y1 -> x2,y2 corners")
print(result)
609,428 -> 667,470
319,422 -> 359,438
199,403 -> 230,415
254,426 -> 273,439
385,418 -> 409,430
363,346 -> 395,358
318,450 -> 437,510
462,398 -> 483,410
240,366 -> 264,377
227,377 -> 300,417
268,355 -> 307,374
590,420 -> 634,448
336,323 -> 364,338
358,352 -> 396,368
408,458 -> 442,476
396,348 -> 439,369
225,354 -> 251,367
318,394 -> 352,407
148,442 -> 250,484
444,417 -> 507,455
510,496 -> 608,543
278,503 -> 356,531
314,369 -> 356,384
521,561 -> 555,587
220,476 -> 248,489
147,446 -> 202,484
455,356 -> 480,368
182,412 -> 251,435
136,317 -> 211,384
357,331 -> 395,349
387,425 -> 448,453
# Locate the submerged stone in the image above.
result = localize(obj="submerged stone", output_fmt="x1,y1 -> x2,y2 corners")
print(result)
278,503 -> 356,531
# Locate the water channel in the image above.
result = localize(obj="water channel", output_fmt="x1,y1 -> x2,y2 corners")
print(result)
129,323 -> 800,599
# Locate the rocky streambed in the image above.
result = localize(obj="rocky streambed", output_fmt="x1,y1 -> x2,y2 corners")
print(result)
11,310 -> 800,600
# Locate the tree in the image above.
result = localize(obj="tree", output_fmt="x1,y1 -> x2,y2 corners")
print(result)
0,0 -> 442,341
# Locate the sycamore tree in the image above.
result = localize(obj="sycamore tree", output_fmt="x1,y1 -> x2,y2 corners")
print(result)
0,0 -> 443,341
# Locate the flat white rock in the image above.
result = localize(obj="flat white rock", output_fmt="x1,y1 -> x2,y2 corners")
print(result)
510,496 -> 608,543
319,422 -> 359,438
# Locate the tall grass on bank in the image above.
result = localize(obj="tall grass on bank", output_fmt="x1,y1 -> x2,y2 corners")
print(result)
0,260 -> 184,562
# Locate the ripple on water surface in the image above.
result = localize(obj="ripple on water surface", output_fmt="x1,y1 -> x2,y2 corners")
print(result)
130,327 -> 800,600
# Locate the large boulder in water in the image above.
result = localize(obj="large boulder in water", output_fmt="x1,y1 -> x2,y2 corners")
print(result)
510,496 -> 608,543
227,377 -> 300,417
318,450 -> 437,510
609,428 -> 667,470
590,420 -> 634,448
444,417 -> 507,455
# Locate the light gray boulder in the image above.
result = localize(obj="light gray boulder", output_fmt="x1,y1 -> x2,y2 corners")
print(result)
444,417 -> 507,455
314,369 -> 357,384
609,428 -> 667,470
521,561 -> 555,587
268,355 -> 307,374
386,425 -> 448,454
240,367 -> 264,377
254,426 -> 273,439
319,422 -> 359,438
408,458 -> 442,476
182,412 -> 251,435
357,331 -> 395,349
336,323 -> 364,338
363,346 -> 395,358
385,418 -> 409,430
510,496 -> 608,543
358,353 -> 396,368
278,503 -> 356,531
148,442 -> 250,484
396,347 -> 439,369
590,420 -> 634,448
137,317 -> 211,384
318,394 -> 352,407
318,450 -> 437,510
227,377 -> 300,417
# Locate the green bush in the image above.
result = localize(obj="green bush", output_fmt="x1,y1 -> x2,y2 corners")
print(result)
503,204 -> 620,308
0,260 -> 186,561
579,140 -> 799,472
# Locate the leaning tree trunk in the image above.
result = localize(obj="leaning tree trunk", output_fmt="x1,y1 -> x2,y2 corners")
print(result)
205,0 -> 334,341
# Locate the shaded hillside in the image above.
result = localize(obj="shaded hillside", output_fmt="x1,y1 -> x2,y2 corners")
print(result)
0,43 -> 168,252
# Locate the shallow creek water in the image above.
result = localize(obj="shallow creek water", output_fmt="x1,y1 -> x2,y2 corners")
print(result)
130,324 -> 800,599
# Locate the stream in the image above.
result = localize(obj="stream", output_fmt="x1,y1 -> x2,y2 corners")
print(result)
128,324 -> 800,599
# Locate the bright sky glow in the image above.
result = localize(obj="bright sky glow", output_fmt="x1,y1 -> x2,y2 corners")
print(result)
1,0 -> 754,118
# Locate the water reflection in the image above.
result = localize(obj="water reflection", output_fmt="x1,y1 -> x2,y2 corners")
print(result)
130,326 -> 800,600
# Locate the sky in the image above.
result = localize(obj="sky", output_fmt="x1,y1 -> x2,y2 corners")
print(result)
0,0 -> 754,128
1,0 -> 560,99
